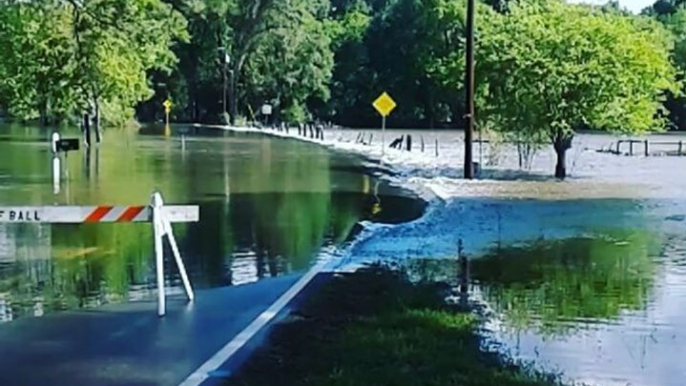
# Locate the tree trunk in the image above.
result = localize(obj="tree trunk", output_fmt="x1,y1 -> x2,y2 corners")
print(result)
554,147 -> 567,179
82,113 -> 91,148
553,134 -> 573,179
229,56 -> 246,126
229,68 -> 236,125
38,97 -> 49,126
93,97 -> 101,144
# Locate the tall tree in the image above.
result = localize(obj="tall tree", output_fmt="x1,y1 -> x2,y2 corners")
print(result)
243,6 -> 334,123
0,0 -> 188,126
66,0 -> 188,128
653,4 -> 686,130
476,0 -> 679,178
0,2 -> 80,124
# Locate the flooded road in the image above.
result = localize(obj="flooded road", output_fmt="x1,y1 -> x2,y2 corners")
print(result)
0,124 -> 425,322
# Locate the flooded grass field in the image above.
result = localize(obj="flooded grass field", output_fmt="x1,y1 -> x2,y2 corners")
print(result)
302,127 -> 686,386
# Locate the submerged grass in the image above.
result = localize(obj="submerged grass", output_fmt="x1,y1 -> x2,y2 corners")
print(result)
225,266 -> 567,386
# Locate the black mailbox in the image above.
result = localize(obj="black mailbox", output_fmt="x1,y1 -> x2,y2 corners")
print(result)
56,139 -> 80,152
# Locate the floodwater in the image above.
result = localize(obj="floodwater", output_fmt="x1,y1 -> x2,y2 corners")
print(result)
350,128 -> 686,386
0,124 -> 425,322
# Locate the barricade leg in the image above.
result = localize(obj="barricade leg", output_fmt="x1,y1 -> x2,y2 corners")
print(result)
152,194 -> 166,316
162,214 -> 195,301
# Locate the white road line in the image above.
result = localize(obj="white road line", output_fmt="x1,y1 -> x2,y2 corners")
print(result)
177,262 -> 326,386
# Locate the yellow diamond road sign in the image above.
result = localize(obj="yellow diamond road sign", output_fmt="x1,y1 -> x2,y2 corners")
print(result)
163,99 -> 172,112
373,92 -> 396,117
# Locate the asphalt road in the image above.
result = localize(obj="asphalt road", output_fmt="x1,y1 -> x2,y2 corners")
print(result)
0,275 -> 304,386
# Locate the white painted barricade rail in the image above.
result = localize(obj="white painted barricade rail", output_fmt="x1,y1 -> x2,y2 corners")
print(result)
0,205 -> 198,224
0,192 -> 199,316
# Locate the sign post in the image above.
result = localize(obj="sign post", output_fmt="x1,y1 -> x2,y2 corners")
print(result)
163,99 -> 172,137
163,99 -> 172,124
261,104 -> 273,127
372,92 -> 397,158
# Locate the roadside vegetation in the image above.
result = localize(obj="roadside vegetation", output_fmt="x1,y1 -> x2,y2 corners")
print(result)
224,266 -> 568,386
2,0 -> 686,177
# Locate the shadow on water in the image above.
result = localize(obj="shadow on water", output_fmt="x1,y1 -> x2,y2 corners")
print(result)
0,124 -> 426,322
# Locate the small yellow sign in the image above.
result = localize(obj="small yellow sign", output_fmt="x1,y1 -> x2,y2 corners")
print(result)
373,92 -> 396,117
163,99 -> 172,113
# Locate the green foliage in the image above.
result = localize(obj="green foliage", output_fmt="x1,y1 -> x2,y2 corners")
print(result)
226,268 -> 567,386
143,0 -> 335,124
477,0 -> 679,138
0,0 -> 188,126
243,2 -> 334,123
3,0 -> 686,134
0,2 -> 80,122
69,0 -> 188,123
654,5 -> 686,129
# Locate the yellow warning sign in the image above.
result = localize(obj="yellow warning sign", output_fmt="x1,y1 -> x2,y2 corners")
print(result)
373,92 -> 396,117
163,99 -> 172,113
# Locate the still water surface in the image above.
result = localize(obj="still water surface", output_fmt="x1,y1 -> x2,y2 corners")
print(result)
0,124 -> 424,322
389,130 -> 686,386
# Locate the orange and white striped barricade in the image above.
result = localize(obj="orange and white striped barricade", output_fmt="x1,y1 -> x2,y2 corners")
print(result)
0,191 -> 199,317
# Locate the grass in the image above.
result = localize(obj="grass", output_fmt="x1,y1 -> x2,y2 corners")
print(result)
225,266 -> 567,386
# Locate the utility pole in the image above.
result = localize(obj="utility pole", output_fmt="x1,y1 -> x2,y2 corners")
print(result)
464,0 -> 476,179
218,47 -> 230,124
223,59 -> 228,119
229,68 -> 236,126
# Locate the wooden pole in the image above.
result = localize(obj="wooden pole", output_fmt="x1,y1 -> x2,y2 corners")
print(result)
463,0 -> 476,179
382,115 -> 386,158
644,140 -> 649,157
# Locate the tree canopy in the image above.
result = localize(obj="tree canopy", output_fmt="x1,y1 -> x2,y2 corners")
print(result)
474,0 -> 680,178
1,0 -> 686,158
0,0 -> 187,126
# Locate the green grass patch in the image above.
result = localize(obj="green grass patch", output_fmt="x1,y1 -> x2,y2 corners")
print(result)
225,266 -> 567,386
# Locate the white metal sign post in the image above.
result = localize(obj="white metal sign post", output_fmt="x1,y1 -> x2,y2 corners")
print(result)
372,92 -> 397,160
0,191 -> 199,317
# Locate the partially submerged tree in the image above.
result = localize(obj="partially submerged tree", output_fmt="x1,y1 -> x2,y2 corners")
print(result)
66,0 -> 188,128
242,0 -> 334,124
0,0 -> 187,126
0,3 -> 80,124
153,0 -> 335,124
478,0 -> 680,178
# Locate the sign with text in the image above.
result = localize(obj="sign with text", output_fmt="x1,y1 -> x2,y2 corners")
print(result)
0,206 -> 199,224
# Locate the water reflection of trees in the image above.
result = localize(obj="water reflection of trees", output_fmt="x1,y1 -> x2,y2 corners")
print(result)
471,231 -> 660,336
0,128 -> 373,320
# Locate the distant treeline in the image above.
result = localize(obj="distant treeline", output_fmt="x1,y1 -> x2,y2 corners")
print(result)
1,0 -> 686,131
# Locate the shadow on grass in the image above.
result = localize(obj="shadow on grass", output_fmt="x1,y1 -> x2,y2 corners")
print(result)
225,266 -> 568,386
